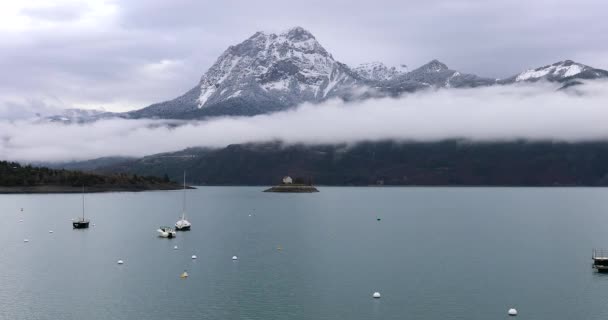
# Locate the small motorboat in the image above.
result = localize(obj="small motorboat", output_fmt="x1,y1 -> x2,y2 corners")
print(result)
157,226 -> 176,238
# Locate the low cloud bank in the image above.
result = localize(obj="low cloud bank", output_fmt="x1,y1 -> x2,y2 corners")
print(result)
2,81 -> 608,162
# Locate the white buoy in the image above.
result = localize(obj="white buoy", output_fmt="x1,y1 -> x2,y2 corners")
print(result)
49,230 -> 53,233
232,256 -> 238,260
372,292 -> 381,299
191,255 -> 197,259
19,219 -> 23,222
23,239 -> 29,243
174,245 -> 178,250
508,308 -> 518,316
248,214 -> 252,217
117,260 -> 124,265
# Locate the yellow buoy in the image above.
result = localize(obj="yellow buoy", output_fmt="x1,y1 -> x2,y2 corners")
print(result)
180,271 -> 188,278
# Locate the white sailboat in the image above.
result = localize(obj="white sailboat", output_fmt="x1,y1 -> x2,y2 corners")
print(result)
175,172 -> 191,231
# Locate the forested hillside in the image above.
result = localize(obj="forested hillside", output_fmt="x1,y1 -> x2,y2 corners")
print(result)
86,141 -> 608,186
0,161 -> 178,193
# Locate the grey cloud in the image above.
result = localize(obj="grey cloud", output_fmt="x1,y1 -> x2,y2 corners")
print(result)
20,3 -> 90,22
0,97 -> 66,121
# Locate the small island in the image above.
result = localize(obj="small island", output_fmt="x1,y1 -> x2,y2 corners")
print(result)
0,161 -> 184,193
264,176 -> 319,193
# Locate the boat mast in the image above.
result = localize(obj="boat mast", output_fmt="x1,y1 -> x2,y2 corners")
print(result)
81,185 -> 85,220
182,171 -> 186,220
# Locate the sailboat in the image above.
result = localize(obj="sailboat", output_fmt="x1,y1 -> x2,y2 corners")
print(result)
72,186 -> 90,229
175,172 -> 192,231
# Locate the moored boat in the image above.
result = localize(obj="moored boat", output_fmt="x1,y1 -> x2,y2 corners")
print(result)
73,186 -> 90,229
175,172 -> 192,231
593,249 -> 608,272
175,218 -> 191,231
73,217 -> 90,229
157,226 -> 176,238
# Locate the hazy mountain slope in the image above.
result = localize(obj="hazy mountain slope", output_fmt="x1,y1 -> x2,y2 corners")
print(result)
90,141 -> 608,186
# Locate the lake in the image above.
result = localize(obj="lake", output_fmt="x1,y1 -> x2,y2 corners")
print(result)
1,187 -> 608,319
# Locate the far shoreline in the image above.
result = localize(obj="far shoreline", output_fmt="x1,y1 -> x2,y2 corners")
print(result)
263,184 -> 319,193
0,184 -> 194,194
2,184 -> 607,194
186,184 -> 606,188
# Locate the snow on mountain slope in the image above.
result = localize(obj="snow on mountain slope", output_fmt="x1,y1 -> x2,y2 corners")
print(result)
374,59 -> 497,95
354,62 -> 408,81
516,60 -> 586,81
199,26 -> 362,105
500,60 -> 608,84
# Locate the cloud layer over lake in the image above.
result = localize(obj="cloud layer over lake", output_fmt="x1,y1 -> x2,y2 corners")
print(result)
2,82 -> 608,162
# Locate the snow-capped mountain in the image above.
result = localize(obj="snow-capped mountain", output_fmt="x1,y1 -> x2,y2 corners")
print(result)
123,27 -> 608,120
130,27 -> 362,119
372,59 -> 497,95
354,62 -> 408,81
500,60 -> 608,84
128,27 -> 499,120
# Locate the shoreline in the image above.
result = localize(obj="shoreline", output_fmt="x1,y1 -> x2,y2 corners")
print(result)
263,185 -> 319,193
0,184 -> 192,194
2,184 -> 606,194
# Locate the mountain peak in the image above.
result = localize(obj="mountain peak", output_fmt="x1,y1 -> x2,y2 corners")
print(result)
240,27 -> 324,56
282,26 -> 315,41
514,59 -> 590,82
415,59 -> 449,73
179,25 -> 354,110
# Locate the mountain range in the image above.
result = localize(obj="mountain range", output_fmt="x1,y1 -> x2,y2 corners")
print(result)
58,26 -> 607,121
30,26 -> 608,186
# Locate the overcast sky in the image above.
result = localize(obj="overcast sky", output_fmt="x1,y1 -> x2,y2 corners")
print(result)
1,0 -> 607,113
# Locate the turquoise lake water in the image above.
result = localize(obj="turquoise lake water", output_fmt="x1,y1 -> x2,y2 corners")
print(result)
2,187 -> 608,319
